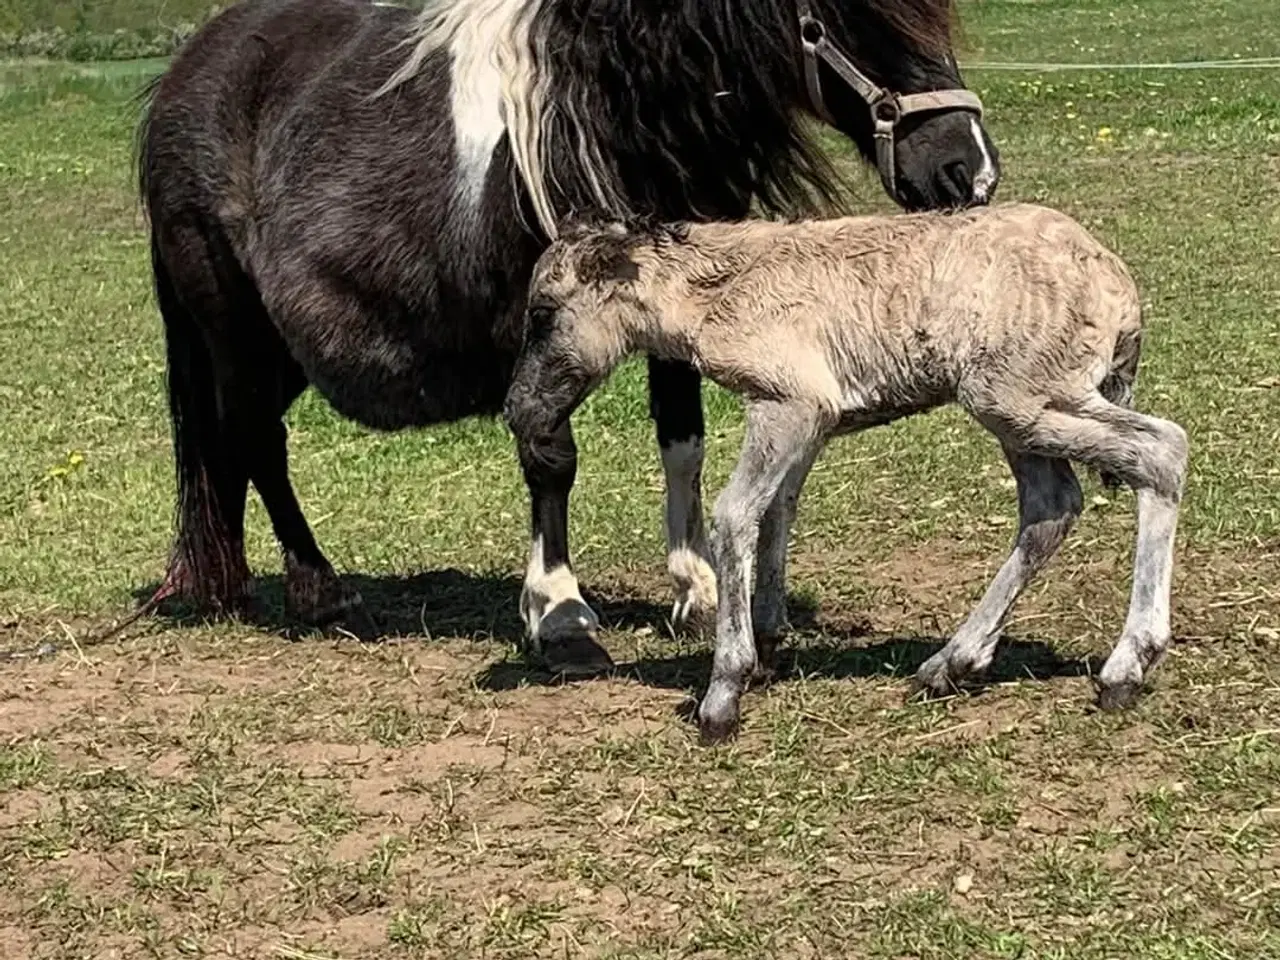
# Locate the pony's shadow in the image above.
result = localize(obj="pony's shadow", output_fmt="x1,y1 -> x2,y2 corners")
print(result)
127,569 -> 671,645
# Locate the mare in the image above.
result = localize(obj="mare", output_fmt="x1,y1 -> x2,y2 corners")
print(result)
135,0 -> 1000,671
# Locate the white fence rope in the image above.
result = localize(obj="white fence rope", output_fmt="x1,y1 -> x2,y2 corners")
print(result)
963,57 -> 1280,71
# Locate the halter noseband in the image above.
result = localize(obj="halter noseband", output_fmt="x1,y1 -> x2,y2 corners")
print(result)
797,0 -> 984,201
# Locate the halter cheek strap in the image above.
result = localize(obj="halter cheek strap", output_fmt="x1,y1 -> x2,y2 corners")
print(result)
796,0 -> 984,201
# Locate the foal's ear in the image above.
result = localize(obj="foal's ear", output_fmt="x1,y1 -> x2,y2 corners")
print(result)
574,234 -> 641,285
556,209 -> 621,240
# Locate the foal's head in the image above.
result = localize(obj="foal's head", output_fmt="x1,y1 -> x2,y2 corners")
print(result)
504,219 -> 671,438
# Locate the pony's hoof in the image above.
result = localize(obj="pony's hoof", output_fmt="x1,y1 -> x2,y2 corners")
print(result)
285,561 -> 365,628
751,634 -> 784,686
1094,677 -> 1144,712
529,600 -> 614,677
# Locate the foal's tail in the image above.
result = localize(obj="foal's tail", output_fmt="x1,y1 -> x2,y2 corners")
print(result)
1095,323 -> 1143,490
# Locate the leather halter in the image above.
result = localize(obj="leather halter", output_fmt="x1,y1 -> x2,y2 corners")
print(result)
797,0 -> 984,201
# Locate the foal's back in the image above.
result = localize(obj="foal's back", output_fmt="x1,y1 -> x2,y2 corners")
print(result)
685,203 -> 1139,409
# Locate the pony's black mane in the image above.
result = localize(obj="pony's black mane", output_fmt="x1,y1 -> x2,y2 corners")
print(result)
532,0 -> 957,226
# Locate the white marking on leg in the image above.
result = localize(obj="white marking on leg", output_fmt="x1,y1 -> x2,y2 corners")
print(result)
520,534 -> 598,644
661,438 -> 718,628
969,116 -> 998,203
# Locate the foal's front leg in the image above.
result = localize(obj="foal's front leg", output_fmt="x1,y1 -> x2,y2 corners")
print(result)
648,357 -> 718,631
699,402 -> 826,744
515,418 -> 614,676
751,445 -> 821,680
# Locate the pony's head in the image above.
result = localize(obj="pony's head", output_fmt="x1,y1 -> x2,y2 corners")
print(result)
801,0 -> 999,210
390,0 -> 999,234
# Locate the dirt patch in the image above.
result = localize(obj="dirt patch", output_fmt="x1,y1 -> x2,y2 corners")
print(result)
2,541 -> 1278,958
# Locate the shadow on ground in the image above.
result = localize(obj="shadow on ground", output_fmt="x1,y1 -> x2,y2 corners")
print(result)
477,629 -> 1099,696
125,569 -> 672,646
110,571 -> 1097,702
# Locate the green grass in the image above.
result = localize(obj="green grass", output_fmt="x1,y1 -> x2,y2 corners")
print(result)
2,0 -> 1280,957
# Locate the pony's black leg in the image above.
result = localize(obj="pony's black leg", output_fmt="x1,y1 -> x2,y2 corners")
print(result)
648,356 -> 717,630
148,233 -> 253,614
515,418 -> 614,675
229,360 -> 365,628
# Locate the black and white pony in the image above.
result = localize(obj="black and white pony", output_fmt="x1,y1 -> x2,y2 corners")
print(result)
136,0 -> 999,673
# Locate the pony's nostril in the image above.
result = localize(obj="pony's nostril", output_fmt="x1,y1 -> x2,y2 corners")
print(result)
943,160 -> 972,200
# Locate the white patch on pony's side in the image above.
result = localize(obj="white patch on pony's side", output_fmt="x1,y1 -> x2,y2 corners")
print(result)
520,534 -> 599,642
448,31 -> 505,208
661,439 -> 718,625
969,116 -> 998,203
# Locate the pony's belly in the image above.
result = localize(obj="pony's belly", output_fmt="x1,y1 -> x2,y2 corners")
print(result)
298,339 -> 516,432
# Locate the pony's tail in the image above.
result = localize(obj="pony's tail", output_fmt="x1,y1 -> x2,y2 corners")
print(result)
1096,324 -> 1143,490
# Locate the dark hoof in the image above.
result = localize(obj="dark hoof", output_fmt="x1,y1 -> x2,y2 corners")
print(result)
285,561 -> 366,629
538,633 -> 616,678
751,636 -> 782,687
1095,678 -> 1144,712
525,598 -> 612,677
698,708 -> 740,746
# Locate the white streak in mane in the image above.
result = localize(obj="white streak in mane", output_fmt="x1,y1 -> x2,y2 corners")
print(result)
377,0 -> 628,238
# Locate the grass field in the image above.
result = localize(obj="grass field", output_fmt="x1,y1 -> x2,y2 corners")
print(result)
2,0 -> 1280,957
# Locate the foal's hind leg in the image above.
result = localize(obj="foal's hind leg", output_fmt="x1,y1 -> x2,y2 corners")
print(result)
915,451 -> 1082,697
1037,400 -> 1188,709
649,358 -> 717,631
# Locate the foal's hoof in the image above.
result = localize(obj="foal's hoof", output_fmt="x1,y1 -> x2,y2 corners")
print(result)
1094,677 -> 1144,712
528,600 -> 614,678
698,707 -> 741,746
697,688 -> 742,745
913,653 -> 967,700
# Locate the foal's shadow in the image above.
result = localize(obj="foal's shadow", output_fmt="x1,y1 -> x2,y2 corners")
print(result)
125,575 -> 1095,699
475,595 -> 1099,696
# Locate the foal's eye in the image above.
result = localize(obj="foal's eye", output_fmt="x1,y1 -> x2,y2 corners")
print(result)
527,303 -> 557,334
